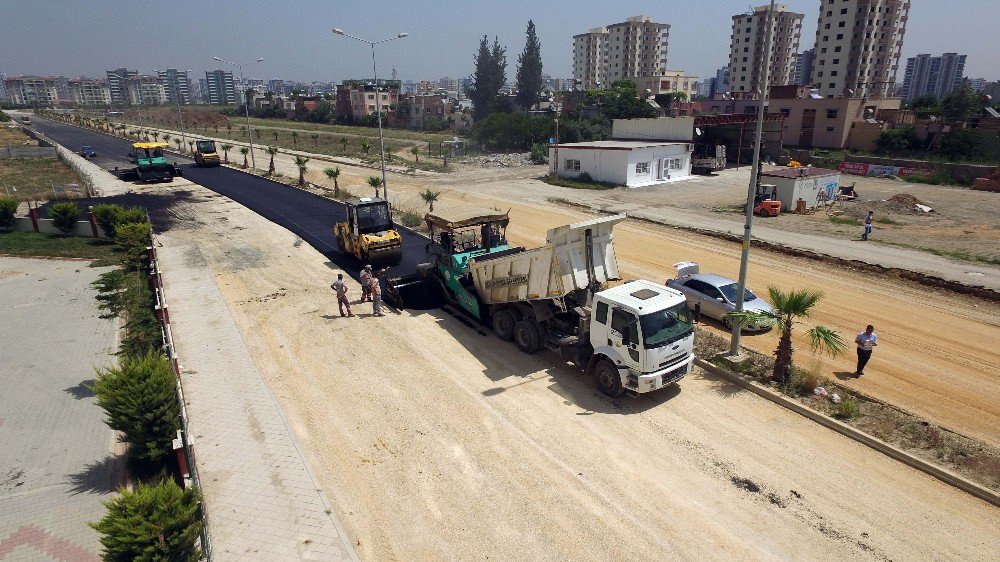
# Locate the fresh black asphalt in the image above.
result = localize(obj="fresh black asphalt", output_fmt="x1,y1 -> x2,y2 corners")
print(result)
31,117 -> 433,285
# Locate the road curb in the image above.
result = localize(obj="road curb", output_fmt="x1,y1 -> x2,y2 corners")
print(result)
695,357 -> 1000,508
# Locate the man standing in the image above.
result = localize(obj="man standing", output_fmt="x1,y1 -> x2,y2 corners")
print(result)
855,324 -> 878,377
862,210 -> 874,241
359,264 -> 373,302
369,271 -> 384,317
330,273 -> 353,317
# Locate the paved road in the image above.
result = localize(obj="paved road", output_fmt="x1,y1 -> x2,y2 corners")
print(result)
30,118 -> 431,284
0,257 -> 121,561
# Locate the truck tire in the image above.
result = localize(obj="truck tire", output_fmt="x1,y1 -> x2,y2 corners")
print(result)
513,319 -> 542,354
593,359 -> 625,397
491,309 -> 517,341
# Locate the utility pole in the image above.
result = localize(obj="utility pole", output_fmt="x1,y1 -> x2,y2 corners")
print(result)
729,0 -> 776,357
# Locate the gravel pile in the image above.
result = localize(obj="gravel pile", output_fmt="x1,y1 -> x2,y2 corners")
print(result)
848,193 -> 929,218
462,152 -> 535,168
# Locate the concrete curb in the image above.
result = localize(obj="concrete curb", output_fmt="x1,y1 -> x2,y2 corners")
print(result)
695,357 -> 1000,508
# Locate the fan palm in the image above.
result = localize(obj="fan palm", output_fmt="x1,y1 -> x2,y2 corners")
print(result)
419,189 -> 441,212
291,131 -> 299,145
311,133 -> 319,147
294,156 -> 309,185
173,138 -> 183,152
239,146 -> 250,168
410,146 -> 420,163
726,287 -> 845,384
339,137 -> 349,153
324,167 -> 341,196
360,141 -> 372,155
272,131 -> 279,143
266,146 -> 279,175
366,176 -> 383,197
220,143 -> 233,164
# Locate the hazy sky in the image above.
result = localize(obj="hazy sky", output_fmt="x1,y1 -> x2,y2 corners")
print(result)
2,1 -> 997,84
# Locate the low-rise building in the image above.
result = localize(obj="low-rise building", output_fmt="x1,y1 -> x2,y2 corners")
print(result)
634,70 -> 699,99
548,140 -> 693,187
335,81 -> 400,120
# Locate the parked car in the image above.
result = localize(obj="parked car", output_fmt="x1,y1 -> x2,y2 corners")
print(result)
666,262 -> 774,331
80,146 -> 97,158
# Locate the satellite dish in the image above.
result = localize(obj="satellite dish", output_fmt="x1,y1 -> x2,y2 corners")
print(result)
695,127 -> 703,136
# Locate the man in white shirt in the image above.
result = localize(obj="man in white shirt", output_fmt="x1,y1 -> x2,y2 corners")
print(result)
855,324 -> 878,377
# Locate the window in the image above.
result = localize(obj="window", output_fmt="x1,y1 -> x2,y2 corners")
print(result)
564,159 -> 580,171
827,109 -> 839,118
839,21 -> 846,27
830,71 -> 838,76
668,158 -> 683,170
837,33 -> 844,39
780,108 -> 791,117
595,301 -> 609,324
610,308 -> 638,345
826,126 -> 835,132
635,162 -> 650,175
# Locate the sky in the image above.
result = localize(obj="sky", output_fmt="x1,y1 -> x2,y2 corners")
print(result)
2,0 -> 997,84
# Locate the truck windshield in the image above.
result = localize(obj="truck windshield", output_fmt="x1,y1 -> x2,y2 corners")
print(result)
639,302 -> 693,348
356,203 -> 391,232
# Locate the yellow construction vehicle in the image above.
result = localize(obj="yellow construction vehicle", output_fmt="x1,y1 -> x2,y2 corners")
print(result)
193,139 -> 221,167
333,197 -> 403,267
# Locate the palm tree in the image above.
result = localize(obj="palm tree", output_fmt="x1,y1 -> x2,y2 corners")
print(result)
266,146 -> 279,175
174,138 -> 183,152
324,167 -> 341,197
239,146 -> 250,168
419,189 -> 441,212
162,133 -> 171,145
410,146 -> 420,163
220,143 -> 233,164
339,137 -> 349,153
226,123 -> 233,136
311,133 -> 319,147
366,176 -> 383,197
291,131 -> 299,145
272,131 -> 279,143
214,125 -> 219,134
726,287 -> 846,384
240,126 -> 247,140
187,141 -> 195,154
294,156 -> 309,185
360,141 -> 372,155
151,132 -> 160,142
254,128 -> 261,141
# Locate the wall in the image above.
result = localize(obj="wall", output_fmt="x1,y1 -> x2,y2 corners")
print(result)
612,117 -> 694,141
550,146 -> 629,185
841,155 -> 996,182
10,217 -> 100,237
626,145 -> 692,186
0,146 -> 57,158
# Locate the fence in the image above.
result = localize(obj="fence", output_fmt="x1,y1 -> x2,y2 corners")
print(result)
0,146 -> 57,158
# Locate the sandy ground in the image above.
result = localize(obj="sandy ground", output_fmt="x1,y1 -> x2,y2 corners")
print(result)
260,156 -> 1000,450
149,178 -> 1000,560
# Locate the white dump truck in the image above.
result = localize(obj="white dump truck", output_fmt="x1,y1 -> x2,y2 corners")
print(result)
389,210 -> 695,397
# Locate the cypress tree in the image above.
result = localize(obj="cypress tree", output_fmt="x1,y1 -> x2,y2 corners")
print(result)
515,20 -> 544,110
91,479 -> 203,561
468,36 -> 509,118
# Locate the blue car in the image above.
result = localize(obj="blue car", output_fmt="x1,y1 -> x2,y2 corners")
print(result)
80,146 -> 97,158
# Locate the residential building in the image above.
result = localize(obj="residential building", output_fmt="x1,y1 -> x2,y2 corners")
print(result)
205,70 -> 237,105
127,75 -> 166,105
157,68 -> 191,105
106,67 -> 137,105
729,4 -> 804,97
707,66 -> 730,99
966,77 -> 986,92
898,53 -> 967,102
335,81 -> 400,120
572,15 -> 670,90
4,76 -> 61,105
0,73 -> 7,100
634,70 -> 699,99
572,27 -> 609,89
548,140 -> 694,187
770,85 -> 900,148
809,0 -> 910,99
68,78 -> 112,106
794,48 -> 814,85
982,81 -> 1000,100
405,94 -> 447,128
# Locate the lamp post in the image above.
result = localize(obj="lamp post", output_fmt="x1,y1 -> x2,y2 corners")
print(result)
729,0 -> 776,357
333,28 -> 409,200
155,69 -> 192,151
213,56 -> 264,169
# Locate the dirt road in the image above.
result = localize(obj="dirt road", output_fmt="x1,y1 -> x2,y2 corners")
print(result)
158,181 -> 998,560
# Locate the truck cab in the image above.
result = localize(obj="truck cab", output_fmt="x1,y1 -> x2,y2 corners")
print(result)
194,140 -> 221,167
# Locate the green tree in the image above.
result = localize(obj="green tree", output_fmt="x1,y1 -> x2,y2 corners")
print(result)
726,287 -> 846,384
584,80 -> 659,120
90,478 -> 202,562
311,133 -> 319,147
220,143 -> 233,163
266,146 -> 279,175
940,84 -> 981,122
515,20 -> 544,110
151,131 -> 160,142
324,166 -> 341,197
91,204 -> 125,237
419,188 -> 441,212
239,146 -> 250,168
468,35 -> 509,119
470,112 -> 554,151
294,155 -> 309,185
339,137 -> 349,153
187,141 -> 194,154
162,133 -> 171,145
90,352 -> 181,464
173,138 -> 183,152
940,128 -> 982,160
272,130 -> 279,143
49,201 -> 81,235
366,176 -> 383,197
291,131 -> 299,145
115,221 -> 152,269
875,125 -> 919,151
360,141 -> 372,154
0,196 -> 18,230
410,145 -> 420,163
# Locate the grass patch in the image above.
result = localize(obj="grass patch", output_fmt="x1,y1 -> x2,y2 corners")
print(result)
0,126 -> 37,147
881,240 -> 1000,266
541,175 -> 620,191
397,209 -> 423,228
0,231 -> 119,264
0,157 -> 82,200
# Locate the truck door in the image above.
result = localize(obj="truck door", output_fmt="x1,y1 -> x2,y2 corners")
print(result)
610,307 -> 643,372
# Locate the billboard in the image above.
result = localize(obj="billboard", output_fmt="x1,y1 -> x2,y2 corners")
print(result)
838,161 -> 933,179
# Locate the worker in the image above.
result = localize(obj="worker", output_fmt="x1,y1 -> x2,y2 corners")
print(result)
359,264 -> 373,302
369,271 -> 384,317
330,273 -> 353,317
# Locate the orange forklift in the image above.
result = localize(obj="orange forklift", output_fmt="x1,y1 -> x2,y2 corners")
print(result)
752,184 -> 781,216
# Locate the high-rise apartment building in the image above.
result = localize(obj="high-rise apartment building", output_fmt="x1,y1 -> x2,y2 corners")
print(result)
4,76 -> 61,105
106,67 -> 137,105
157,68 -> 191,105
127,75 -> 166,105
794,48 -> 815,85
728,4 -> 803,97
898,53 -> 967,101
205,70 -> 237,105
572,16 -> 670,90
69,78 -> 112,106
0,73 -> 7,100
809,0 -> 910,98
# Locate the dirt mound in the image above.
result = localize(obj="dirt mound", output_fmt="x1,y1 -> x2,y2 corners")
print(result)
847,192 -> 927,219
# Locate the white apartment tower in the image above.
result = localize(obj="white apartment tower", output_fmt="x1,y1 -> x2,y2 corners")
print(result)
809,0 -> 910,98
572,16 -> 670,90
729,4 -> 804,97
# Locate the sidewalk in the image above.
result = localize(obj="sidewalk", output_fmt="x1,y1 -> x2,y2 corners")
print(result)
157,239 -> 357,561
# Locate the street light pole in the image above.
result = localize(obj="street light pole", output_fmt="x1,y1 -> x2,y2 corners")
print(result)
155,69 -> 192,150
333,28 -> 409,200
213,56 -> 264,169
730,0 -> 776,357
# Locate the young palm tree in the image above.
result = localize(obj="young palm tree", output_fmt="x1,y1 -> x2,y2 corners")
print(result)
254,128 -> 261,141
187,141 -> 195,154
291,131 -> 299,145
239,146 -> 250,168
311,133 -> 319,147
151,132 -> 160,142
174,138 -> 183,152
162,133 -> 171,145
240,126 -> 247,140
324,167 -> 341,197
266,146 -> 279,175
419,189 -> 441,212
226,124 -> 233,136
294,156 -> 309,185
410,145 -> 420,163
726,287 -> 846,384
220,143 -> 233,164
366,176 -> 383,197
360,141 -> 372,155
339,137 -> 349,153
272,131 -> 279,143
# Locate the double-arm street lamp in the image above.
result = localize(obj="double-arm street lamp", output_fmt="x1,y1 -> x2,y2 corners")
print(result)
333,28 -> 408,200
213,56 -> 264,168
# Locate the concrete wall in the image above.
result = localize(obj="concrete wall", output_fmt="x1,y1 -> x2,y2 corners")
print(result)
612,117 -> 694,141
10,217 -> 101,237
843,155 -> 996,183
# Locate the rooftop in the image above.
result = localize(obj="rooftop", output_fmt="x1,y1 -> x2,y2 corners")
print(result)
554,140 -> 689,150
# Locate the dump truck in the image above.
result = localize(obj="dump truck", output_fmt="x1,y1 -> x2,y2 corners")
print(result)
333,197 -> 403,268
117,142 -> 182,182
387,209 -> 695,397
691,143 -> 726,174
193,139 -> 221,167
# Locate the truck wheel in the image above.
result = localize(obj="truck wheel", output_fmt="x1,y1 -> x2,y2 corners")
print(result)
492,309 -> 517,341
513,320 -> 541,354
593,359 -> 625,397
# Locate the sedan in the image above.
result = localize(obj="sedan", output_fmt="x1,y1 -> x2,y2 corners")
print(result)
666,263 -> 774,331
80,146 -> 97,158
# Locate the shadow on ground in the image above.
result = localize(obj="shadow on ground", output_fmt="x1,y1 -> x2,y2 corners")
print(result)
63,379 -> 95,400
66,454 -> 124,495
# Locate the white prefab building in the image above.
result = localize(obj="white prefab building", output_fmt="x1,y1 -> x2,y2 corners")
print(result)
549,141 -> 693,187
760,167 -> 841,210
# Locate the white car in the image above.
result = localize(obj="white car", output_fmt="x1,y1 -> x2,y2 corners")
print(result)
666,262 -> 775,331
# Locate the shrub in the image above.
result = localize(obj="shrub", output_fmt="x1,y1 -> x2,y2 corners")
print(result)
49,201 -> 81,234
90,352 -> 181,465
92,204 -> 125,237
784,368 -> 823,396
90,478 -> 202,561
529,142 -> 549,164
117,207 -> 148,226
834,395 -> 860,420
398,209 -> 423,228
115,221 -> 152,267
0,196 -> 18,229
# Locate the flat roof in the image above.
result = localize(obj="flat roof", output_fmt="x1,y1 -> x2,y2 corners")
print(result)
761,167 -> 840,179
554,140 -> 689,151
597,279 -> 685,313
